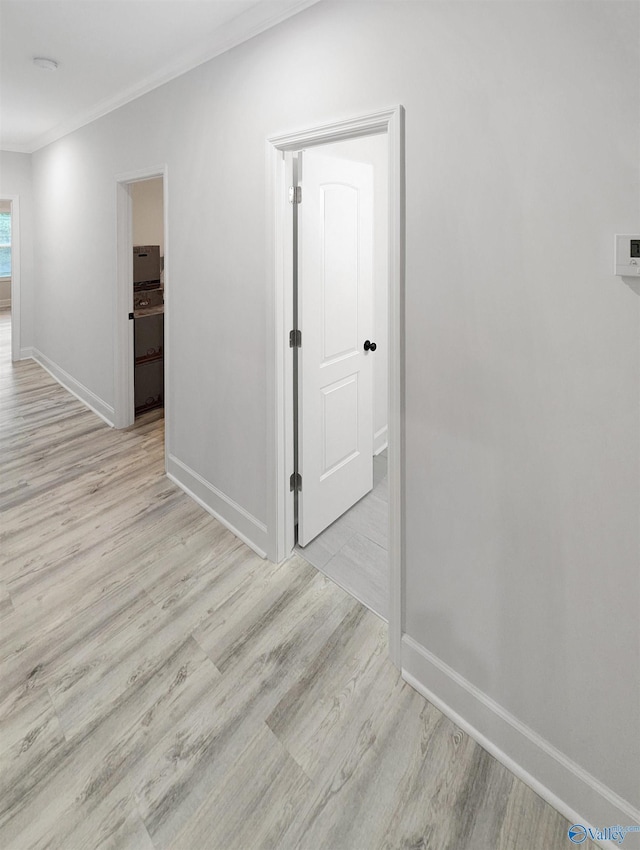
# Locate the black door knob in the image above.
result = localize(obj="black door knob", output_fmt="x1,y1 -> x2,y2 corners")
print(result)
364,340 -> 377,352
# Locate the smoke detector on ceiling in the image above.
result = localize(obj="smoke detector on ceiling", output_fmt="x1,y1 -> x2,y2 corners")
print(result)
33,57 -> 59,71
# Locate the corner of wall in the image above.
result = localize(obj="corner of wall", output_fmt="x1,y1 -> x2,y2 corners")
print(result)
31,349 -> 115,426
166,453 -> 269,559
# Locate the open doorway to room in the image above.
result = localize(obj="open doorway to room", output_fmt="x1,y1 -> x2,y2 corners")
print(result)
131,178 -> 165,422
115,167 -> 168,458
0,202 -> 11,304
292,134 -> 390,621
267,106 -> 405,666
0,196 -> 20,363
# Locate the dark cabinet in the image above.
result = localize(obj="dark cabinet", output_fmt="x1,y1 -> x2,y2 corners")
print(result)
134,311 -> 164,415
133,246 -> 164,416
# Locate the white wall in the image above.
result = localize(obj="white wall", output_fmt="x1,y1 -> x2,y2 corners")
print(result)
0,152 -> 34,349
25,0 -> 639,830
320,134 -> 389,454
131,177 -> 164,256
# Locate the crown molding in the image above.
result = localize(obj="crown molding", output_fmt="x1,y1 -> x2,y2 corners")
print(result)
18,0 -> 321,154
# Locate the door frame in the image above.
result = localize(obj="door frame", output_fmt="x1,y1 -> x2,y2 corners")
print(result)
266,106 -> 405,666
1,195 -> 21,361
114,166 -> 169,454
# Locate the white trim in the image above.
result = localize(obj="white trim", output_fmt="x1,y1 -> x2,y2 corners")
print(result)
268,108 -> 402,151
114,180 -> 134,429
114,165 -> 169,186
15,0 -> 321,154
161,172 -> 171,465
0,299 -> 11,309
402,635 -> 640,848
265,143 -> 295,565
0,196 -> 21,361
11,196 -> 20,362
386,107 -> 405,670
20,346 -> 33,360
167,454 -> 268,559
373,425 -> 388,456
31,348 -> 115,426
266,106 -> 405,668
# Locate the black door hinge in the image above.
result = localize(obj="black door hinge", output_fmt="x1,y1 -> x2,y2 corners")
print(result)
290,472 -> 302,492
128,312 -> 134,320
289,329 -> 301,348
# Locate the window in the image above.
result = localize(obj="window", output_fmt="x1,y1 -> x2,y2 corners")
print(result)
0,212 -> 11,278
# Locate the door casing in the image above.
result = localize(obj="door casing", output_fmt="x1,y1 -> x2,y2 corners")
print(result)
266,106 -> 405,667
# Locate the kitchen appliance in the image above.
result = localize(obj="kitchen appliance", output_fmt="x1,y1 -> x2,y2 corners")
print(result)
133,245 -> 161,290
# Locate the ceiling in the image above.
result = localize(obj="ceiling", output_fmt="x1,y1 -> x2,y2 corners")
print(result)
0,0 -> 320,153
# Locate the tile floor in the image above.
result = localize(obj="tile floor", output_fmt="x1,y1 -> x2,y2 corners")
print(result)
296,451 -> 389,619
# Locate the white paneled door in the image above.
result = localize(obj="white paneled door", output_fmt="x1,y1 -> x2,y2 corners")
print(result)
297,150 -> 375,546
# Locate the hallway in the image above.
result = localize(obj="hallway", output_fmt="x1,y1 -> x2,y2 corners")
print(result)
0,309 -> 577,849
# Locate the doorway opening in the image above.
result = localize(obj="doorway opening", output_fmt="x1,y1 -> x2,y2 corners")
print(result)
0,196 -> 21,362
267,107 -> 405,666
292,135 -> 389,621
131,178 -> 165,421
115,166 -> 169,460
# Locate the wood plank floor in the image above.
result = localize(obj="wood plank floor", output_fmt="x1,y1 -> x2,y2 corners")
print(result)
0,309 -> 584,849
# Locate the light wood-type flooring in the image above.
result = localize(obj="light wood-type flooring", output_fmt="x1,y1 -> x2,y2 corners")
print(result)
0,309 -> 585,849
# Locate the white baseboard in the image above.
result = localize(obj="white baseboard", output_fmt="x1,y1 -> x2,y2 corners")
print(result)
0,298 -> 10,309
167,453 -> 268,559
374,425 -> 388,455
401,635 -> 640,850
31,349 -> 115,427
20,346 -> 34,360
